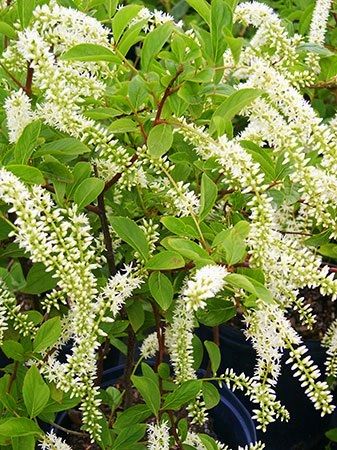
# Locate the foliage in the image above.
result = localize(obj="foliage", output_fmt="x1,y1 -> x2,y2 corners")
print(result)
0,0 -> 336,449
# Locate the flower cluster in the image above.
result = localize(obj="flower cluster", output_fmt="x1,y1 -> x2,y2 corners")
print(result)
147,421 -> 170,450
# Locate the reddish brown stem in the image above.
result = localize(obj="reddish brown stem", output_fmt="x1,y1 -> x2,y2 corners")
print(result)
154,65 -> 184,126
25,64 -> 33,97
168,410 -> 184,450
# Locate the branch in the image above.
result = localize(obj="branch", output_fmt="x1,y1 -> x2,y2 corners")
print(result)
25,64 -> 34,97
103,153 -> 138,193
154,65 -> 184,126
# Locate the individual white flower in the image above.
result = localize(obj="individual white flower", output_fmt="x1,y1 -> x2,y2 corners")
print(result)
147,421 -> 170,450
4,89 -> 35,142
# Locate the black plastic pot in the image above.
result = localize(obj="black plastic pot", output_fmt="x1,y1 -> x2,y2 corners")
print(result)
54,364 -> 257,448
198,325 -> 332,450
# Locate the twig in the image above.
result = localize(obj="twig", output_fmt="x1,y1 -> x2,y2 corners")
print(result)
25,64 -> 34,97
154,65 -> 184,126
50,422 -> 87,437
103,153 -> 138,193
96,185 -> 116,276
6,361 -> 18,393
168,410 -> 184,450
0,62 -> 28,93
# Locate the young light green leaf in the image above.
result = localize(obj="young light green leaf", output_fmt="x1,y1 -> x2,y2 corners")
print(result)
147,124 -> 173,158
34,138 -> 91,159
211,0 -> 232,64
131,376 -> 160,416
211,88 -> 263,135
0,22 -> 17,40
204,340 -> 221,375
112,5 -> 143,42
109,216 -> 150,261
60,44 -> 120,62
23,366 -> 50,418
148,272 -> 173,310
186,0 -> 210,25
14,120 -> 41,164
0,418 -> 41,438
141,23 -> 173,70
128,76 -> 148,110
73,177 -> 104,210
2,340 -> 25,361
5,165 -> 45,185
199,173 -> 217,221
145,251 -> 185,270
33,317 -> 62,353
17,0 -> 35,28
166,238 -> 211,262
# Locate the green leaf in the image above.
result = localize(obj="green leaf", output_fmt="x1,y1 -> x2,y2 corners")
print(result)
163,380 -> 202,410
128,76 -> 148,110
109,216 -> 150,261
127,300 -> 145,332
2,340 -> 25,361
0,22 -> 17,39
199,173 -> 217,221
147,124 -> 173,158
33,317 -> 62,353
326,428 -> 337,442
17,0 -> 35,28
212,221 -> 249,265
0,418 -> 41,438
113,423 -> 147,450
34,138 -> 91,158
73,177 -> 104,210
204,341 -> 220,375
318,243 -> 337,259
202,382 -> 220,409
12,435 -> 35,450
210,0 -> 232,64
297,43 -> 333,57
196,298 -> 236,326
224,34 -> 244,64
161,216 -> 199,239
211,88 -> 263,135
22,263 -> 57,294
131,376 -> 160,416
141,23 -> 173,70
145,251 -> 185,270
114,404 -> 151,430
108,118 -> 138,133
226,273 -> 273,303
6,165 -> 44,185
166,238 -> 211,262
112,4 -> 143,42
39,156 -> 74,184
66,161 -> 92,199
14,121 -> 41,164
148,272 -> 173,310
23,366 -> 50,418
60,44 -> 120,62
186,0 -> 210,25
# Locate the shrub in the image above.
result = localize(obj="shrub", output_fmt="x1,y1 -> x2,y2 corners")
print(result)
0,0 -> 336,449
